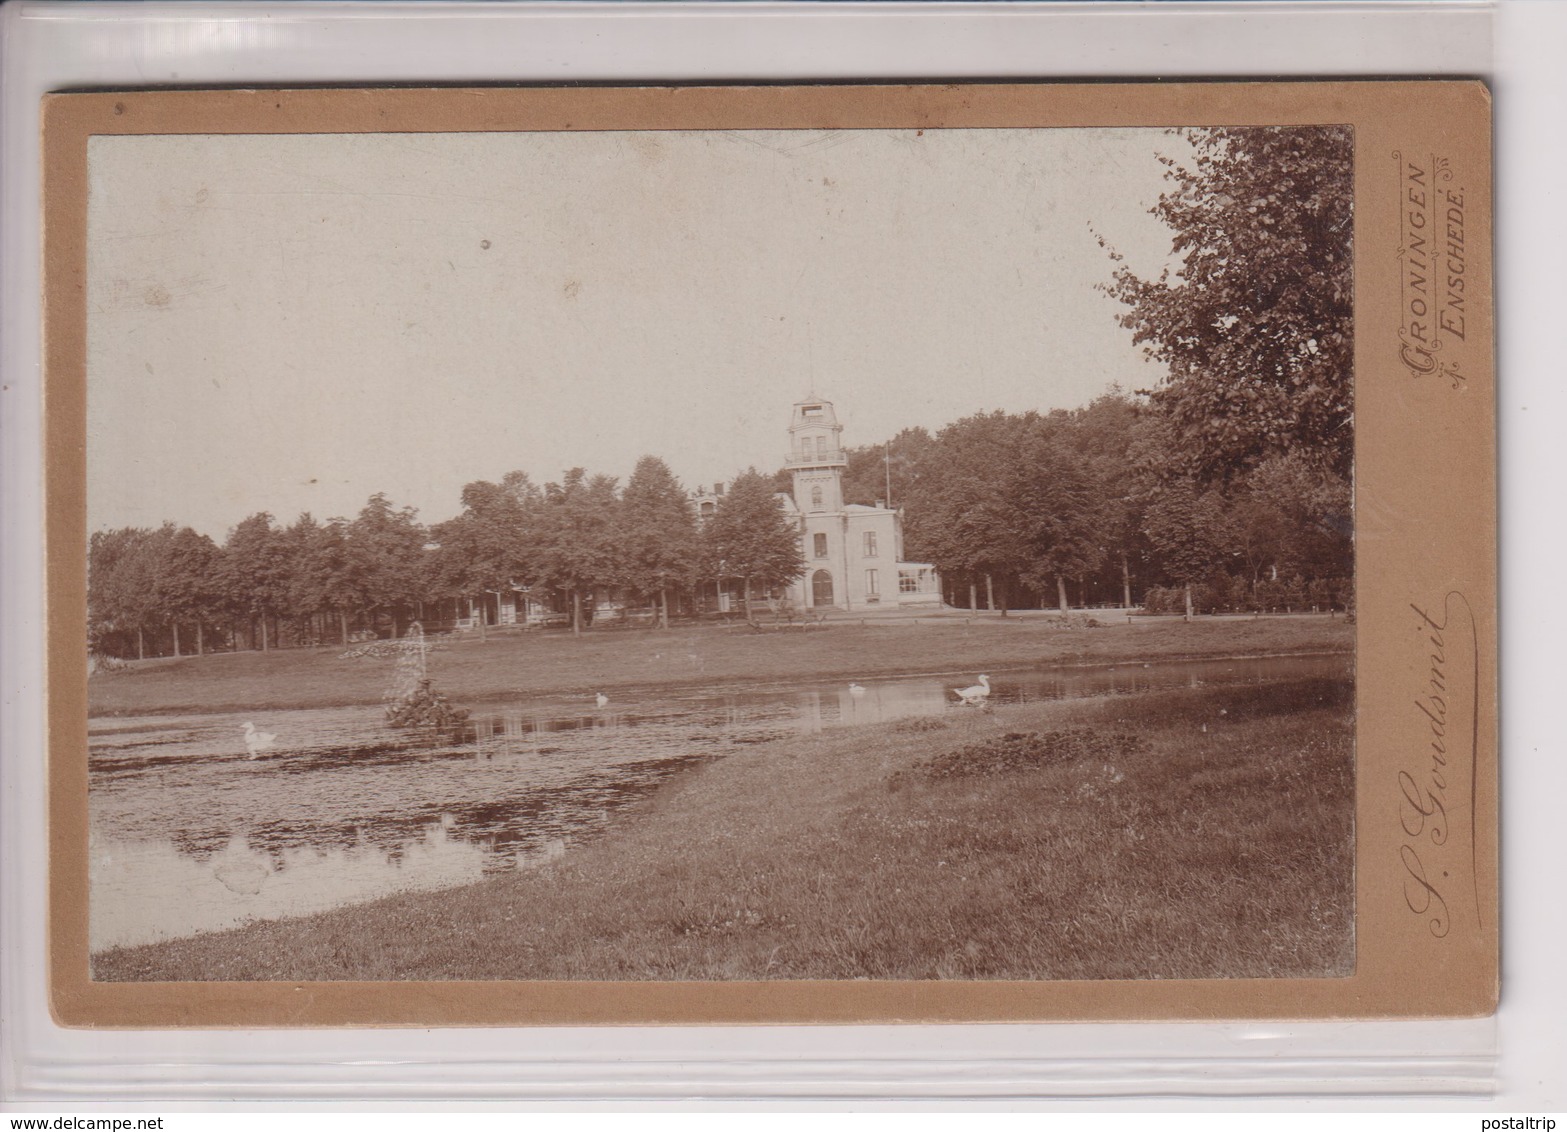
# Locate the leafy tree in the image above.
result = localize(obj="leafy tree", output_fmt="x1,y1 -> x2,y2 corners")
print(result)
346,494 -> 429,639
88,527 -> 160,658
700,469 -> 804,620
425,514 -> 491,631
903,412 -> 1041,611
620,456 -> 697,628
1140,476 -> 1237,619
284,514 -> 362,645
427,472 -> 538,633
1228,454 -> 1353,585
155,524 -> 222,655
838,426 -> 938,512
1009,418 -> 1107,614
1103,125 -> 1354,481
1063,391 -> 1149,607
219,513 -> 293,651
535,469 -> 622,635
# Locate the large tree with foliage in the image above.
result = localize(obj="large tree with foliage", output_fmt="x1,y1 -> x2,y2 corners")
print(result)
535,469 -> 623,635
88,527 -> 161,658
1007,415 -> 1108,614
1227,453 -> 1353,584
837,426 -> 939,513
346,494 -> 429,639
620,456 -> 697,628
1064,391 -> 1151,608
903,411 -> 1043,612
700,469 -> 804,620
1104,126 -> 1353,482
1140,476 -> 1238,619
283,514 -> 363,645
219,512 -> 294,651
155,524 -> 222,655
427,471 -> 538,633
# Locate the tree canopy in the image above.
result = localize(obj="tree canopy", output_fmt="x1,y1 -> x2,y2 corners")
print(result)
535,469 -> 623,634
620,456 -> 698,626
701,469 -> 805,617
1104,126 -> 1354,482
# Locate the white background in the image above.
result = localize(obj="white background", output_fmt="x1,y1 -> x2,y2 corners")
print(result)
2,0 -> 1561,1114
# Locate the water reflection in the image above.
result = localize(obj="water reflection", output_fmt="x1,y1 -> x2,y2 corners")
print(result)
88,653 -> 1346,952
90,821 -> 490,951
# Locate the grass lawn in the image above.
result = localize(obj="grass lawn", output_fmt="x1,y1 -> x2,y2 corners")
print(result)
88,614 -> 1353,717
92,673 -> 1355,982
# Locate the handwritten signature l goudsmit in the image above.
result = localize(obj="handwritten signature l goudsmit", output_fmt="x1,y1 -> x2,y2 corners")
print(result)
1398,592 -> 1479,938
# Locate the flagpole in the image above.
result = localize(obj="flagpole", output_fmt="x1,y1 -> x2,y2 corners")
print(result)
884,440 -> 892,507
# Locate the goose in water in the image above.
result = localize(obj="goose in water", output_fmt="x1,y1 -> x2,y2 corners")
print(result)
595,692 -> 609,709
241,721 -> 278,759
848,683 -> 867,695
953,674 -> 992,705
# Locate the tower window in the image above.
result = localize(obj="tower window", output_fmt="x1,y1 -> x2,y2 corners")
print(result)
863,531 -> 878,557
810,485 -> 823,510
815,436 -> 827,459
813,532 -> 828,559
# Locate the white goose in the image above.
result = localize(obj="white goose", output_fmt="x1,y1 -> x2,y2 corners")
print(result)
848,683 -> 867,695
594,692 -> 609,709
241,721 -> 278,759
953,674 -> 992,706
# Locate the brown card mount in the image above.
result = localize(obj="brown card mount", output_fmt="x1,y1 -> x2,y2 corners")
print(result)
43,82 -> 1495,1027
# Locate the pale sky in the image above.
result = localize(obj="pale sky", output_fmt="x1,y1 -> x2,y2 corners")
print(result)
87,128 -> 1184,540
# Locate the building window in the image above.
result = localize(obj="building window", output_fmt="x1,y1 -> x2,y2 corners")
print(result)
899,570 -> 918,593
810,485 -> 823,510
863,531 -> 878,557
866,569 -> 880,596
816,436 -> 828,459
813,532 -> 828,559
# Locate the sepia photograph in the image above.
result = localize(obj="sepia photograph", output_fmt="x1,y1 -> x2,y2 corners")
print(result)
73,113 -> 1360,989
75,117 -> 1360,986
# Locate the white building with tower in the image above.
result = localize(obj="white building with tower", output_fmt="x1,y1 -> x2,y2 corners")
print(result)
778,397 -> 940,612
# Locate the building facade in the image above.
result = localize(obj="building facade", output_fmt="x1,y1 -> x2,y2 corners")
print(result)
454,396 -> 942,627
778,398 -> 940,612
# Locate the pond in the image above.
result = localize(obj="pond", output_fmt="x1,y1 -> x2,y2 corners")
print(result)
88,653 -> 1349,953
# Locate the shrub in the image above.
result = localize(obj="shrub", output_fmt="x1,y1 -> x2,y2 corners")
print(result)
1140,586 -> 1184,615
1038,613 -> 1107,629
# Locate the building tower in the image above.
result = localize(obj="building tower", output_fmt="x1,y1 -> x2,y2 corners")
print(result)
781,395 -> 941,612
786,397 -> 847,515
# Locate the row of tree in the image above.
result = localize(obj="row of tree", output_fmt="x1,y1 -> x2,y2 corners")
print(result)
90,123 -> 1355,654
89,462 -> 806,658
829,391 -> 1350,617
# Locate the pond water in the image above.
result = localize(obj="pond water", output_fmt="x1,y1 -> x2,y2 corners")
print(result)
88,653 -> 1348,952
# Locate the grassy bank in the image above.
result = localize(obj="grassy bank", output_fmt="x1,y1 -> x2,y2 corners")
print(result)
93,675 -> 1355,982
88,614 -> 1353,717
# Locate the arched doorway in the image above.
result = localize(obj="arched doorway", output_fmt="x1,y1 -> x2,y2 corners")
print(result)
811,569 -> 835,609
